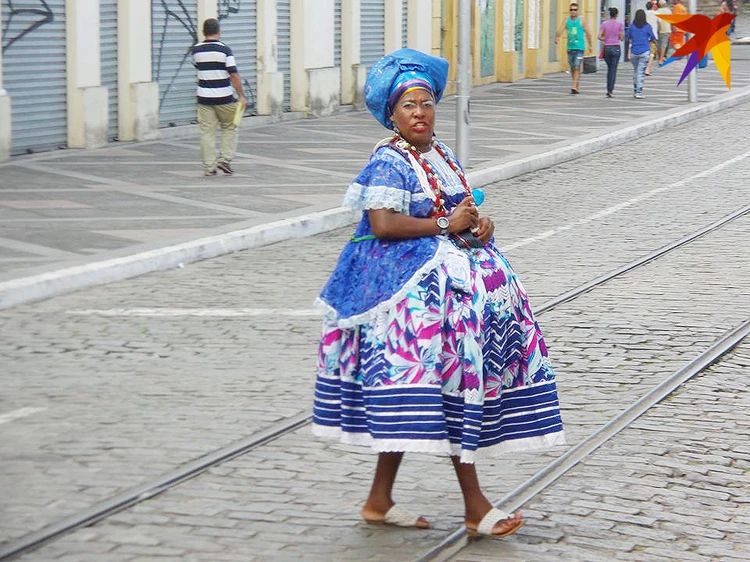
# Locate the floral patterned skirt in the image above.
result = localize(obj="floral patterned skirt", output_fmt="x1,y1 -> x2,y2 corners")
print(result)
312,242 -> 565,463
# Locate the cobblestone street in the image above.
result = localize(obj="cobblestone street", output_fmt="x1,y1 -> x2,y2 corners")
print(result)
1,96 -> 749,560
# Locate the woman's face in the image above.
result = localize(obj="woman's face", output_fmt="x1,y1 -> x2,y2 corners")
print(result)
390,88 -> 435,151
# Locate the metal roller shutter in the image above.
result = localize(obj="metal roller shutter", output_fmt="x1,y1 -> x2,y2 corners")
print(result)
2,0 -> 67,154
100,0 -> 118,140
360,0 -> 385,70
334,0 -> 342,69
277,0 -> 291,111
402,0 -> 407,48
218,0 -> 257,116
152,0 -> 199,128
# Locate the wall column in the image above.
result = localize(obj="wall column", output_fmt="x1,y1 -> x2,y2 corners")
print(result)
0,2 -> 10,161
407,0 -> 432,52
341,0 -> 364,105
497,0 -> 518,81
118,0 -> 159,141
66,0 -> 108,149
384,0 -> 402,52
431,0 -> 442,56
197,0 -> 218,27
525,0 -> 543,78
257,0 -> 284,114
291,0 -> 339,116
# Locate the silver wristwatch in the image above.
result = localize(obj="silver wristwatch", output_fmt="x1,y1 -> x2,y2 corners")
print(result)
436,216 -> 450,236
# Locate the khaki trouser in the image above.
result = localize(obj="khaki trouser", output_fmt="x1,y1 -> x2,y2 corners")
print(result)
198,102 -> 239,172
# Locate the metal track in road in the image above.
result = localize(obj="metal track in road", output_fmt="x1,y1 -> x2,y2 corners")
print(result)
535,203 -> 750,314
1,205 -> 748,561
416,317 -> 750,562
0,413 -> 313,561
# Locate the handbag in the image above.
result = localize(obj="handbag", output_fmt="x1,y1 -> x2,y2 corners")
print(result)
583,56 -> 598,74
452,229 -> 485,249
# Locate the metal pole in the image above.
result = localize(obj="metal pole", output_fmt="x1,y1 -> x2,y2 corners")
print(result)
687,0 -> 698,102
456,0 -> 471,166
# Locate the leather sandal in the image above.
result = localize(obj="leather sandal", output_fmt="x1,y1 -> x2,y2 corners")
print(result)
363,504 -> 430,529
466,507 -> 524,538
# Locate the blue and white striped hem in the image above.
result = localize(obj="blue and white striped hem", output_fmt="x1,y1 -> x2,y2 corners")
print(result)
313,379 -> 566,463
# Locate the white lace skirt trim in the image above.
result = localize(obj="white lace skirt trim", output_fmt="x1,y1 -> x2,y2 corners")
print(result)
311,425 -> 567,465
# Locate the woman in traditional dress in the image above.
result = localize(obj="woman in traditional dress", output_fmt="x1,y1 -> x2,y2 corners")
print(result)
312,49 -> 565,538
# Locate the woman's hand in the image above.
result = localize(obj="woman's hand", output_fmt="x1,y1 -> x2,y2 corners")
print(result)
475,216 -> 495,243
448,197 -> 479,233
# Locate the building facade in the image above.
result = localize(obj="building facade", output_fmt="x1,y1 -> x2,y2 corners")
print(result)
0,0 -> 597,160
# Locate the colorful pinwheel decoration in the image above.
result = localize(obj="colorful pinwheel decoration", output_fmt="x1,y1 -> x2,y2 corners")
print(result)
658,13 -> 736,88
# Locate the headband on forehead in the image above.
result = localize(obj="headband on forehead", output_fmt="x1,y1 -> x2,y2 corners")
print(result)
364,48 -> 449,129
387,73 -> 435,113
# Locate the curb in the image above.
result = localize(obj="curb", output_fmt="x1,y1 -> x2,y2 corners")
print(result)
1,86 -> 749,310
0,208 -> 357,310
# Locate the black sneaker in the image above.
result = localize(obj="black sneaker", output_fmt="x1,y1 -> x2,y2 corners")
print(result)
217,161 -> 233,175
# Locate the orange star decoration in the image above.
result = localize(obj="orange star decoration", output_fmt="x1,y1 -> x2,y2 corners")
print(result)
657,13 -> 736,88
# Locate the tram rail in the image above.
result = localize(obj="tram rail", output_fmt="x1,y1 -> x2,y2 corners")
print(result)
1,205 -> 748,561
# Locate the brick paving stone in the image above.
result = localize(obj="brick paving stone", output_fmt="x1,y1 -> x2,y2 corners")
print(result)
192,526 -> 258,539
53,555 -> 135,562
547,513 -> 617,531
565,535 -> 638,552
113,544 -> 187,556
570,500 -> 643,516
595,512 -> 659,527
94,528 -> 161,547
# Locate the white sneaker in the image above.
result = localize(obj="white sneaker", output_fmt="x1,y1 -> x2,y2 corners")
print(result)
634,93 -> 644,99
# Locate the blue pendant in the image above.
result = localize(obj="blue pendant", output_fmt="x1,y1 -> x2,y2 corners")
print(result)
471,188 -> 485,206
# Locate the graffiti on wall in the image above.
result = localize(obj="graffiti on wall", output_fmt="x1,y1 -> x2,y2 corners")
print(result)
2,0 -> 54,53
219,0 -> 240,18
153,0 -> 255,117
153,0 -> 198,115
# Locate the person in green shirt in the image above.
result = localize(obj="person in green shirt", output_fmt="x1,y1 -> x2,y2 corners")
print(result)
555,2 -> 593,94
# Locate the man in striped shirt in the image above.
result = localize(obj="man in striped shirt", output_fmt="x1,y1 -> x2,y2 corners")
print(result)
192,18 -> 246,176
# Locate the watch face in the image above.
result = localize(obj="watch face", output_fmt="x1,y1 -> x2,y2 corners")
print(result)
437,217 -> 450,229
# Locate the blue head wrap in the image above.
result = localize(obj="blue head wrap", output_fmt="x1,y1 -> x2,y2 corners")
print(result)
364,49 -> 449,130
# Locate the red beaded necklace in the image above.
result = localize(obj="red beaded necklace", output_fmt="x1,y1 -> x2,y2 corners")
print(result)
389,134 -> 472,218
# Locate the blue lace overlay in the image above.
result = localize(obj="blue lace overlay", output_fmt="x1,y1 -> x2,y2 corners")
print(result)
319,146 -> 444,323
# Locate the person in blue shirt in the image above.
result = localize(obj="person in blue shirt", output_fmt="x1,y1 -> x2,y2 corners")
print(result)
625,9 -> 657,99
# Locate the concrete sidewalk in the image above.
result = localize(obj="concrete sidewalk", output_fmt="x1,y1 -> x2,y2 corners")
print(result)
1,42 -> 750,308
